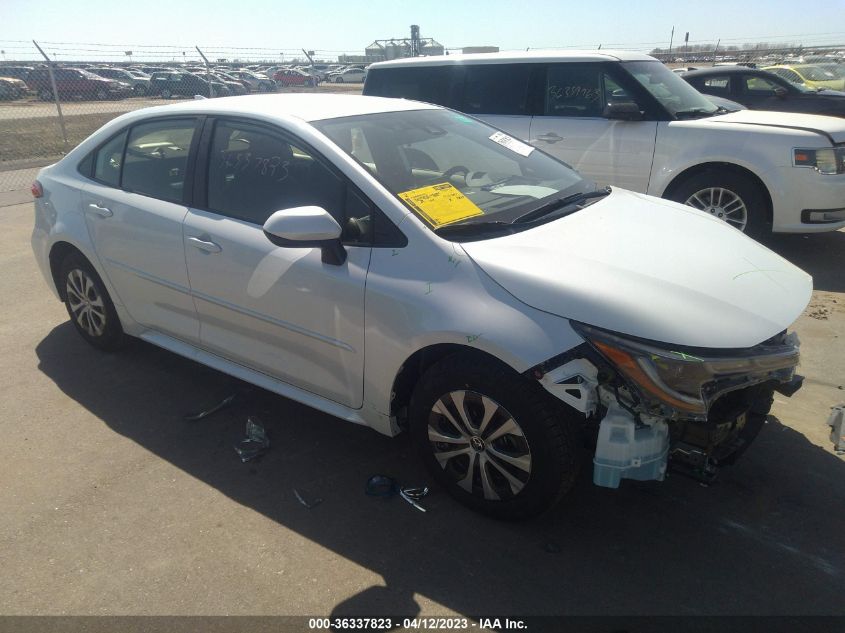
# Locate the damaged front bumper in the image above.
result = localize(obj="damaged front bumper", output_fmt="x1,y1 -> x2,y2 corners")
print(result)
530,326 -> 803,488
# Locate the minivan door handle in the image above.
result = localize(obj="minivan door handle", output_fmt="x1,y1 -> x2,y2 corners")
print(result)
187,236 -> 222,254
87,203 -> 113,217
536,133 -> 564,143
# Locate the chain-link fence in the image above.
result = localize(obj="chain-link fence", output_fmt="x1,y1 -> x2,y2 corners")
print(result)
2,39 -> 843,192
0,41 -> 367,192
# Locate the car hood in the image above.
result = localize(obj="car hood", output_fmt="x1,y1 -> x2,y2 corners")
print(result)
706,109 -> 845,142
460,189 -> 812,349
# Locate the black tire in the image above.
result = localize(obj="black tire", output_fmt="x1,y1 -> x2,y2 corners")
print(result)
335,77 -> 344,83
60,251 -> 125,351
133,84 -> 147,96
667,169 -> 769,239
38,88 -> 52,101
409,354 -> 581,520
160,88 -> 171,99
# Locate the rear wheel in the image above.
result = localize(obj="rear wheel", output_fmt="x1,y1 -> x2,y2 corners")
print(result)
160,88 -> 172,99
409,354 -> 581,519
95,88 -> 108,100
133,84 -> 147,96
335,77 -> 344,83
38,89 -> 52,101
60,252 -> 125,351
668,170 -> 769,238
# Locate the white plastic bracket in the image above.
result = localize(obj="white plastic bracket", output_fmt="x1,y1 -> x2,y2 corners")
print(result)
540,358 -> 599,415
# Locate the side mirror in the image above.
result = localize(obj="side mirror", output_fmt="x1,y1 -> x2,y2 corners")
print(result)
774,86 -> 788,98
603,102 -> 643,121
263,206 -> 347,265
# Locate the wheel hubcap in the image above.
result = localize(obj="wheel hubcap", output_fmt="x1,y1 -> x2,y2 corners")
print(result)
684,187 -> 748,231
427,390 -> 532,501
66,269 -> 106,337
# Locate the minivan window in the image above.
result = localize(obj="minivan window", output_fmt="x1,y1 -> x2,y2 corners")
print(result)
364,66 -> 454,105
122,119 -> 196,203
623,60 -> 718,117
545,64 -> 603,117
461,64 -> 531,115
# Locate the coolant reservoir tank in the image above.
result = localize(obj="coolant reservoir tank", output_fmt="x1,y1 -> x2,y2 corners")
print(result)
593,405 -> 669,489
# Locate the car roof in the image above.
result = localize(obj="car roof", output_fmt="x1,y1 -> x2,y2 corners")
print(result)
117,93 -> 438,123
369,49 -> 655,69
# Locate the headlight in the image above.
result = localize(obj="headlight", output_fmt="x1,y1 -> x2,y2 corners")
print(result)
793,147 -> 845,174
572,323 -> 800,418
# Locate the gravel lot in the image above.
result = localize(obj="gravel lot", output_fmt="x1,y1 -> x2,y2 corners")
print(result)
1,193 -> 844,619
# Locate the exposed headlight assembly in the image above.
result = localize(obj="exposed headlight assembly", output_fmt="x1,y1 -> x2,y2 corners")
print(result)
793,147 -> 845,175
572,323 -> 800,420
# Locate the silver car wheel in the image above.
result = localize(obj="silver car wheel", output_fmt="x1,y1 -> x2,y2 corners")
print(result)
66,268 -> 107,337
684,187 -> 748,231
428,390 -> 532,501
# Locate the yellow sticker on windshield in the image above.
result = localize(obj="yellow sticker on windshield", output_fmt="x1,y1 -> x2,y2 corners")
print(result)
398,183 -> 484,228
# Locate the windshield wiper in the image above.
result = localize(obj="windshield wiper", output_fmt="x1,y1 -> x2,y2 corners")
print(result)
433,220 -> 513,237
674,108 -> 718,119
512,187 -> 611,225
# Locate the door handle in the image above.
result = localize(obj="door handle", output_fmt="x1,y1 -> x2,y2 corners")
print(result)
87,203 -> 113,217
187,236 -> 222,254
536,133 -> 564,143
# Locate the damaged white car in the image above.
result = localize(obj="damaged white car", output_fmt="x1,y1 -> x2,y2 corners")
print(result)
31,94 -> 809,519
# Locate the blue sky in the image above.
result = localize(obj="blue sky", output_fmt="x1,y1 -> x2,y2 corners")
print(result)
2,0 -> 845,61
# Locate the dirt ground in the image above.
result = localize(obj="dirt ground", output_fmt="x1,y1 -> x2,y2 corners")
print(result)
0,195 -> 843,619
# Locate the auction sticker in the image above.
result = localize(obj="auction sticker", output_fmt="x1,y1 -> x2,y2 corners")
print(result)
398,182 -> 484,228
489,131 -> 534,157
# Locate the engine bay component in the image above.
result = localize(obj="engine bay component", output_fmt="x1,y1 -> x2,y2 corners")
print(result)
592,404 -> 669,488
538,358 -> 599,414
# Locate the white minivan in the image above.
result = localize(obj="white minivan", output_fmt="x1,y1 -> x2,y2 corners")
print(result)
364,51 -> 845,237
32,94 -> 808,518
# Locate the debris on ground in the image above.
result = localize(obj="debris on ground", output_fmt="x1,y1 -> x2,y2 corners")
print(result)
184,393 -> 236,421
233,416 -> 270,462
828,405 -> 845,454
293,488 -> 323,509
365,475 -> 429,513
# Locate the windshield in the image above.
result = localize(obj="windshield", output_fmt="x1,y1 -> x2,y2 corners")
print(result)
623,60 -> 719,117
799,65 -> 841,81
313,109 -> 590,234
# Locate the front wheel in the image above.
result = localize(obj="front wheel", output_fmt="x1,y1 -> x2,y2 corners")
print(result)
334,77 -> 344,83
668,170 -> 769,238
60,252 -> 125,351
160,88 -> 172,99
409,354 -> 581,519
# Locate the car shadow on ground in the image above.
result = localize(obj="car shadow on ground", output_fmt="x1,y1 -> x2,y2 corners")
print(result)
36,325 -> 845,616
760,230 -> 845,293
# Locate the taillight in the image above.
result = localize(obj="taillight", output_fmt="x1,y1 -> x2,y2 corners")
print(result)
31,180 -> 43,198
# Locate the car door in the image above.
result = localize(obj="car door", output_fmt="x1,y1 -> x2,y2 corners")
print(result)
183,118 -> 372,408
528,63 -> 657,192
81,117 -> 202,343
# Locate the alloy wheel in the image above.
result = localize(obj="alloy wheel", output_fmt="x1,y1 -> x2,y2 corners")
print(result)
684,187 -> 748,231
66,268 -> 107,337
427,390 -> 532,501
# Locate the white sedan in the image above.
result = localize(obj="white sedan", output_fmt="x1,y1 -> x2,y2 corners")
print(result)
31,94 -> 807,518
327,67 -> 367,83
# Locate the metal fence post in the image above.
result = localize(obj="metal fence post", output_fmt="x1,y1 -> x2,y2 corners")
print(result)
196,46 -> 213,97
32,40 -> 69,150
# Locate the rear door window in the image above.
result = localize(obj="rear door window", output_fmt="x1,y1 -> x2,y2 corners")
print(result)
702,76 -> 731,96
459,64 -> 532,115
122,118 -> 197,203
93,130 -> 128,187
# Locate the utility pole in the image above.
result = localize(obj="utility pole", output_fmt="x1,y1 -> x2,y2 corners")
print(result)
32,40 -> 68,149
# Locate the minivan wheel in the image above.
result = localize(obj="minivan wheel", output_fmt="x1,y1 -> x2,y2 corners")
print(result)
38,89 -> 52,101
668,170 -> 768,238
409,354 -> 581,520
60,252 -> 124,351
160,88 -> 172,99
